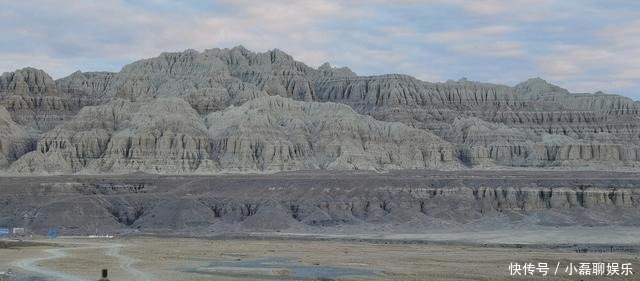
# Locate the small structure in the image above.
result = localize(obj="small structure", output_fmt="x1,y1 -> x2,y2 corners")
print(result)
88,235 -> 115,239
98,269 -> 110,281
12,228 -> 25,236
48,227 -> 58,239
0,228 -> 9,237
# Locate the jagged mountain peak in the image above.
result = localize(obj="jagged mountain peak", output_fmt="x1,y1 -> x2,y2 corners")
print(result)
2,66 -> 50,75
318,62 -> 332,70
522,76 -> 547,84
231,44 -> 249,51
317,62 -> 356,78
514,77 -> 569,96
0,66 -> 58,96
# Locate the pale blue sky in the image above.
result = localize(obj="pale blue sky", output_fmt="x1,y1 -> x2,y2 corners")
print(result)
2,0 -> 639,100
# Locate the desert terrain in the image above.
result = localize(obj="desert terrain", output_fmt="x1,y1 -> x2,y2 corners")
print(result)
2,2 -> 640,281
2,47 -> 640,280
1,235 -> 638,281
1,170 -> 639,280
1,47 -> 640,176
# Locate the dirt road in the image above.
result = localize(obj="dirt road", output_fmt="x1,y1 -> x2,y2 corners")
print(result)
105,244 -> 152,281
12,240 -> 152,281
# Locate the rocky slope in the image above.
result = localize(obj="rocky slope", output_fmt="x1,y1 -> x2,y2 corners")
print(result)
206,96 -> 456,171
1,46 -> 639,174
314,75 -> 640,166
0,105 -> 32,168
9,96 -> 456,174
0,68 -> 94,132
1,171 -> 639,234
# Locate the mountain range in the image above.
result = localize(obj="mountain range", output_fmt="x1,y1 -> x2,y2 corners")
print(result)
1,46 -> 639,175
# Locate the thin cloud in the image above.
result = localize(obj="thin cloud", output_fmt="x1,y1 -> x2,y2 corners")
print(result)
450,41 -> 525,58
425,25 -> 514,43
536,21 -> 640,96
424,25 -> 525,58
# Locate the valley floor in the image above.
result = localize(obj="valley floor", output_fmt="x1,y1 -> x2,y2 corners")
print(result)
1,233 -> 639,281
1,170 -> 640,280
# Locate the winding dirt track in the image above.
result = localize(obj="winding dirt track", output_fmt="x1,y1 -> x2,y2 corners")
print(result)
12,240 -> 152,281
105,244 -> 152,281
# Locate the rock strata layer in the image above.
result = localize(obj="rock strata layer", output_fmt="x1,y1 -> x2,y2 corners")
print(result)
1,172 -> 638,234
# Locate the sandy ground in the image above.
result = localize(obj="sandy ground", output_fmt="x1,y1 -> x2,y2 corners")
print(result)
0,236 -> 638,281
263,226 -> 640,245
0,240 -> 149,281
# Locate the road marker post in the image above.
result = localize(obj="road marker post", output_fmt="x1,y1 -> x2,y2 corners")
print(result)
98,268 -> 110,281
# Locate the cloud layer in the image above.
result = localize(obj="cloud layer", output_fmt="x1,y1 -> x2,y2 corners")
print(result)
2,0 -> 639,100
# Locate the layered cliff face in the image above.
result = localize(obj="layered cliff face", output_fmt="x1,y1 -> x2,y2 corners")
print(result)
0,67 -> 59,96
516,78 -> 640,115
206,96 -> 456,171
0,68 -> 89,132
9,99 -> 132,173
313,75 -> 640,168
55,71 -> 116,103
206,46 -> 322,101
10,98 -> 216,174
442,117 -> 640,166
1,46 -> 639,174
0,105 -> 32,167
9,96 -> 457,174
2,172 -> 639,234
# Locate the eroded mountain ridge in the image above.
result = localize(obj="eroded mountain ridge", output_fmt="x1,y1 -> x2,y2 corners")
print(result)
1,46 -> 639,174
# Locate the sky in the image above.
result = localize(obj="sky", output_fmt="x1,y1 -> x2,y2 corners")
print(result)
1,0 -> 639,100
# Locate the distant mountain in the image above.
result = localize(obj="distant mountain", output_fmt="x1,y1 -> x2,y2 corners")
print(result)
1,46 -> 639,174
